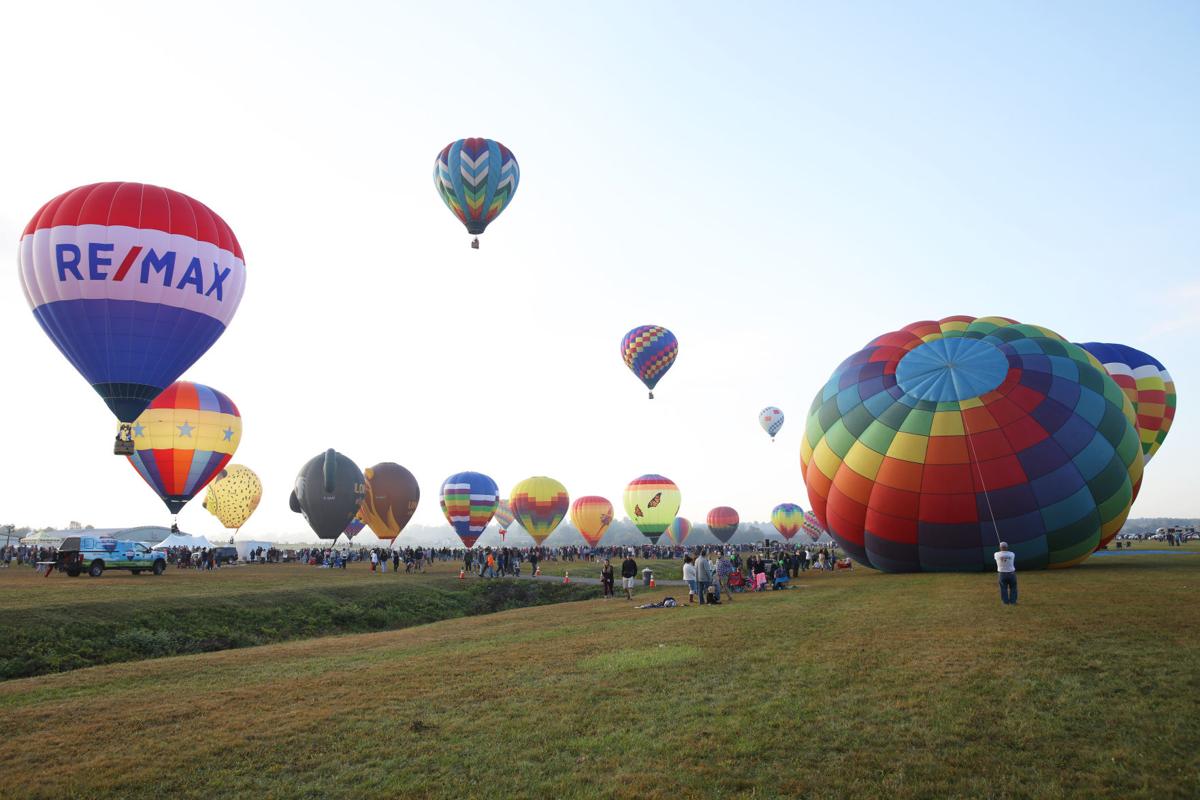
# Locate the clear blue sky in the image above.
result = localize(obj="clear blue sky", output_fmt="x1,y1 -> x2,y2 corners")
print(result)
1,1 -> 1196,542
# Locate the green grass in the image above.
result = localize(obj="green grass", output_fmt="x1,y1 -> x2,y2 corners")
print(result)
0,562 -> 597,679
0,554 -> 1197,798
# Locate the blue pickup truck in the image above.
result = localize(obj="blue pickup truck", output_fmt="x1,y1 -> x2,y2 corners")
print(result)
55,535 -> 167,577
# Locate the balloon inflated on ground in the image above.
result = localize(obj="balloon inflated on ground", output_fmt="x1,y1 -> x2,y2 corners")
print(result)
204,464 -> 262,531
801,316 -> 1144,572
570,496 -> 614,547
360,462 -> 420,541
434,138 -> 519,248
440,472 -> 499,548
18,183 -> 246,447
621,325 -> 678,399
1076,342 -> 1175,465
290,449 -> 366,539
124,382 -> 242,515
666,517 -> 692,546
510,477 -> 570,545
707,506 -> 740,544
623,474 -> 681,544
771,503 -> 804,540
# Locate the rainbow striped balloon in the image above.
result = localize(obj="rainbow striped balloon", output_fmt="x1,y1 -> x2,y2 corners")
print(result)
666,517 -> 692,546
494,499 -> 516,539
440,471 -> 499,548
125,381 -> 241,514
511,476 -> 570,545
771,503 -> 804,540
1076,342 -> 1175,465
623,474 -> 681,543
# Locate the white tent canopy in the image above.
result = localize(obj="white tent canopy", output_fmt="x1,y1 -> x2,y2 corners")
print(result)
153,533 -> 216,550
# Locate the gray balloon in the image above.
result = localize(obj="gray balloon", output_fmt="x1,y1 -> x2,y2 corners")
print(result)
291,449 -> 366,539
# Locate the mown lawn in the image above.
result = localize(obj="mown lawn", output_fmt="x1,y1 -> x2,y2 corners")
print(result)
1,554 -> 1197,798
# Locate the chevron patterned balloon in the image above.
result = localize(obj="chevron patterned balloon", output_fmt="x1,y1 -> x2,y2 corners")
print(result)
434,138 -> 520,238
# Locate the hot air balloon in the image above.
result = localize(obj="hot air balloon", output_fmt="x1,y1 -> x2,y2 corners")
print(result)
623,474 -> 681,544
434,138 -> 519,248
290,449 -> 366,539
707,507 -> 740,544
802,510 -> 825,542
666,517 -> 692,547
621,325 -> 678,399
440,472 -> 499,548
203,464 -> 262,531
511,477 -> 570,546
771,503 -> 804,540
360,462 -> 420,541
124,382 -> 241,515
1076,342 -> 1175,465
494,499 -> 516,541
801,316 -> 1143,572
342,515 -> 366,541
570,496 -> 614,547
760,407 -> 785,441
18,183 -> 246,452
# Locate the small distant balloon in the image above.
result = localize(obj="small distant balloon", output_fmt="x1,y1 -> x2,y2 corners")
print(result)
434,138 -> 519,246
570,496 -> 614,547
621,325 -> 678,399
623,474 -> 681,544
203,464 -> 262,531
771,503 -> 803,540
707,507 -> 740,544
494,499 -> 516,540
759,407 -> 784,441
666,517 -> 692,547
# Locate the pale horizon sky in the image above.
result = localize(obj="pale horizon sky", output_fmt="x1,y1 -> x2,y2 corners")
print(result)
2,1 -> 1196,545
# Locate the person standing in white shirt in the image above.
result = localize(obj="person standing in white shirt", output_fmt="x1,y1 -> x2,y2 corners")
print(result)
994,542 -> 1017,605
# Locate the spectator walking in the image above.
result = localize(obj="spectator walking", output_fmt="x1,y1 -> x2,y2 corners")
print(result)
620,552 -> 638,600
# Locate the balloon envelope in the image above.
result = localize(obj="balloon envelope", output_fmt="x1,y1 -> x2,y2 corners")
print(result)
621,325 -> 678,397
707,507 -> 740,544
1076,342 -> 1175,465
760,407 -> 785,439
494,499 -> 516,535
360,462 -> 420,541
203,464 -> 262,530
570,496 -> 614,547
290,449 -> 366,539
666,517 -> 692,546
440,472 -> 499,548
19,182 -> 246,422
623,474 -> 681,544
801,316 -> 1143,571
342,515 -> 366,540
125,382 -> 241,514
511,476 -> 570,545
771,503 -> 804,540
434,138 -> 519,236
802,510 -> 825,542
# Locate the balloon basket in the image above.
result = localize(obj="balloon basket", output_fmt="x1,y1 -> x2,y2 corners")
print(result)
114,424 -> 135,456
471,237 -> 480,249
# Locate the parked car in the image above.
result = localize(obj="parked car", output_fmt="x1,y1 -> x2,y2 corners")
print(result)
212,546 -> 239,566
55,535 -> 167,577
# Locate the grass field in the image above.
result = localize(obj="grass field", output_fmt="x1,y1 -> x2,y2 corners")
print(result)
0,562 -> 597,679
1,552 -> 1197,798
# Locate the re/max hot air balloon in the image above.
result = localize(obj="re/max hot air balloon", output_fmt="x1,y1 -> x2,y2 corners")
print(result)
434,138 -> 519,248
203,464 -> 262,531
760,407 -> 785,441
1076,342 -> 1175,465
440,472 -> 499,548
707,507 -> 740,544
801,316 -> 1143,572
18,183 -> 247,449
623,475 -> 681,544
666,517 -> 692,547
771,503 -> 804,540
621,325 -> 678,399
125,382 -> 241,515
290,449 -> 366,540
570,496 -> 614,547
494,499 -> 515,541
360,462 -> 420,541
511,477 -> 570,546
801,510 -> 825,542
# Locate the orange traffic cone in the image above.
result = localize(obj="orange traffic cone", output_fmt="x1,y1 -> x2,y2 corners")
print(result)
535,566 -> 541,577
563,571 -> 570,584
649,575 -> 656,589
458,569 -> 465,580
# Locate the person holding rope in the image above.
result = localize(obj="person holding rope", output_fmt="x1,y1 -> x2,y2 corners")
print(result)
994,542 -> 1017,605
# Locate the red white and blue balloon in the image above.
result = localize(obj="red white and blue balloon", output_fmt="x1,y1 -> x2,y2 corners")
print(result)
759,406 -> 785,440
